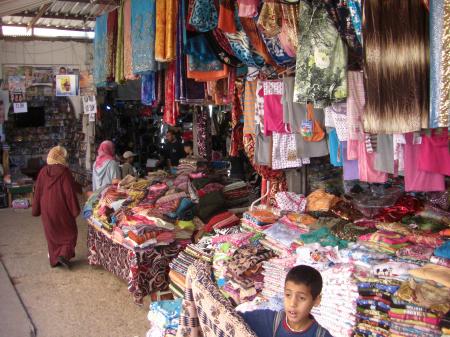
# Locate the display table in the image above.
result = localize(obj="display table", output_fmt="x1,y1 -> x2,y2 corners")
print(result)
86,219 -> 181,304
8,184 -> 34,207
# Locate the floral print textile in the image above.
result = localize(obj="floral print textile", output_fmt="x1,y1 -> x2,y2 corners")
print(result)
131,0 -> 156,74
293,1 -> 347,108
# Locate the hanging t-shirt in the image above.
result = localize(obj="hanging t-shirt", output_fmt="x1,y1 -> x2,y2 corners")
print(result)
357,137 -> 388,183
342,141 -> 359,180
328,128 -> 343,167
418,129 -> 450,176
404,133 -> 445,192
263,80 -> 286,135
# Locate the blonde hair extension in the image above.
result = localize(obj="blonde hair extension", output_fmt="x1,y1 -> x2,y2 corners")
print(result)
362,0 -> 429,134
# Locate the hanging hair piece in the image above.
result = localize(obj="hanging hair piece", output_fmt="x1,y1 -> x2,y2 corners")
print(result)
362,0 -> 429,134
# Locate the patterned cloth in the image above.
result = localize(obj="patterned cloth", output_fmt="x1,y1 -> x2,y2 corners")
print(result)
155,0 -> 178,62
123,0 -> 138,80
87,223 -> 180,304
177,260 -> 258,337
293,0 -> 347,107
243,80 -> 257,135
131,0 -> 156,74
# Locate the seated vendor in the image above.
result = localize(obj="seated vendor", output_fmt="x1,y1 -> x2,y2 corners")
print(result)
121,151 -> 137,177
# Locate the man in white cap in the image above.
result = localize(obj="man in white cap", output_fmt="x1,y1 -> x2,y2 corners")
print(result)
121,151 -> 137,177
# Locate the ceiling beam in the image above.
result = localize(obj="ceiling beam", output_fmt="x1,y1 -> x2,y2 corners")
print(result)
56,0 -> 119,5
11,12 -> 95,22
2,22 -> 94,32
27,2 -> 53,30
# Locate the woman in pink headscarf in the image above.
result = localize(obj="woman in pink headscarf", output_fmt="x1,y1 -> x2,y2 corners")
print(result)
92,140 -> 121,191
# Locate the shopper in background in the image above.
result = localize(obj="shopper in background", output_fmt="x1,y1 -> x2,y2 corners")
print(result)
121,150 -> 137,177
92,140 -> 121,191
163,130 -> 184,171
32,146 -> 80,269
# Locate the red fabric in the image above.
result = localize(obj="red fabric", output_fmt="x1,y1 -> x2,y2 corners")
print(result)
107,9 -> 118,82
164,61 -> 179,126
374,195 -> 422,222
32,165 -> 81,267
95,140 -> 115,169
204,211 -> 239,232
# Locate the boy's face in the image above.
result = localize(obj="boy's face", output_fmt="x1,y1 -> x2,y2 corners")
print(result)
284,281 -> 320,326
184,146 -> 193,155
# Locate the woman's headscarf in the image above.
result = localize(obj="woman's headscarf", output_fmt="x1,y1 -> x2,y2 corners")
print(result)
47,146 -> 68,166
95,140 -> 115,169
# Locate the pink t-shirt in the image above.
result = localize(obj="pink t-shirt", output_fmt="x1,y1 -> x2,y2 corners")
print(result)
418,129 -> 450,176
357,139 -> 388,183
263,81 -> 286,136
404,133 -> 445,192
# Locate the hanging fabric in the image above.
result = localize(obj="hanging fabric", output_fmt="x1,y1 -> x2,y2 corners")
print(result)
237,0 -> 259,18
114,3 -> 124,84
263,80 -> 286,135
240,18 -> 277,67
272,132 -> 310,170
293,1 -> 347,108
196,106 -> 212,160
163,62 -> 178,126
106,9 -> 118,82
141,73 -> 155,106
347,0 -> 362,44
243,80 -> 257,135
123,0 -> 137,80
93,13 -> 108,86
188,0 -> 218,32
155,0 -> 178,62
131,0 -> 156,74
363,0 -> 429,133
430,0 -> 450,128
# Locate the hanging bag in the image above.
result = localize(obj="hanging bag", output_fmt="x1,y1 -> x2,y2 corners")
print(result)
302,103 -> 326,142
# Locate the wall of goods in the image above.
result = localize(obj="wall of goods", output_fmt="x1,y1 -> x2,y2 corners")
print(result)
0,64 -> 96,186
88,1 -> 450,337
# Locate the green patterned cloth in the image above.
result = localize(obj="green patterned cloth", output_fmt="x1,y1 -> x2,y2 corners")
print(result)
293,0 -> 347,107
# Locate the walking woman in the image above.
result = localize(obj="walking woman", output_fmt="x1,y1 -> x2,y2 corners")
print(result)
32,146 -> 80,268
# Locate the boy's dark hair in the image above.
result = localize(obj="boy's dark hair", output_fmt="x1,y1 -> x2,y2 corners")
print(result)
285,265 -> 323,299
184,141 -> 193,148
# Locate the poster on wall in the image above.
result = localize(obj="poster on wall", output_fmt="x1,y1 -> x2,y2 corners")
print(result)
13,102 -> 28,113
89,112 -> 96,122
56,75 -> 79,96
8,76 -> 26,101
79,70 -> 96,96
82,96 -> 97,115
32,67 -> 54,85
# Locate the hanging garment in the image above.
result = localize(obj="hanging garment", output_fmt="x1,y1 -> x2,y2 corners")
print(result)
324,103 -> 348,142
363,0 -> 429,133
259,32 -> 295,66
285,167 -> 307,195
244,134 -> 287,205
347,0 -> 362,43
293,1 -> 347,108
206,30 -> 244,68
404,133 -> 445,192
254,125 -> 271,166
374,134 -> 395,175
327,129 -> 343,167
238,0 -> 259,18
322,0 -> 362,70
226,31 -> 265,68
115,4 -> 124,83
418,129 -> 450,176
342,141 -> 359,180
240,18 -> 277,67
141,73 -> 156,106
263,80 -> 286,135
279,3 -> 300,57
254,80 -> 265,134
93,14 -> 108,86
347,71 -> 364,142
131,0 -> 156,74
218,0 -> 237,33
155,0 -> 178,62
123,0 -> 137,80
164,62 -> 179,126
357,137 -> 388,183
188,0 -> 218,32
243,80 -> 257,135
272,133 -> 309,170
430,0 -> 450,128
283,77 -> 329,158
177,260 -> 258,337
106,9 -> 118,82
196,107 -> 212,160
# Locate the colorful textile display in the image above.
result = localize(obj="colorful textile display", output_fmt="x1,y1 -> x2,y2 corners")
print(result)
131,0 -> 156,74
93,13 -> 108,86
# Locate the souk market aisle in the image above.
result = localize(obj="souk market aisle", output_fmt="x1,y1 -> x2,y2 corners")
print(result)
0,208 -> 150,337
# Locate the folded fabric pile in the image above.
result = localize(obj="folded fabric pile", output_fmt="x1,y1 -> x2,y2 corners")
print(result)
261,257 -> 295,300
213,243 -> 275,305
146,299 -> 182,337
204,211 -> 240,233
331,222 -> 378,242
176,157 -> 207,176
311,264 -> 359,337
388,263 -> 450,337
299,227 -> 348,248
358,230 -> 410,255
260,222 -> 304,256
241,208 -> 279,233
223,181 -> 251,208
